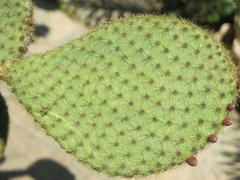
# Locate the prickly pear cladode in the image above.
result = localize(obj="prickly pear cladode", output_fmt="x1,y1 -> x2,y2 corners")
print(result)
5,15 -> 237,177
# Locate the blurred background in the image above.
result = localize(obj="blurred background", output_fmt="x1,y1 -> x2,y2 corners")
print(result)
0,0 -> 240,179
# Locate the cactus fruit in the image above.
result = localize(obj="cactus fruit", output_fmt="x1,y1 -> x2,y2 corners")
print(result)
0,0 -> 33,65
5,16 -> 237,176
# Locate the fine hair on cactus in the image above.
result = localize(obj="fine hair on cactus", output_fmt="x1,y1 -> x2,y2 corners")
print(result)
2,14 -> 238,177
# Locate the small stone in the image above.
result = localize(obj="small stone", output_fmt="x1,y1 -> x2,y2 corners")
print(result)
208,135 -> 217,143
223,117 -> 232,126
186,156 -> 198,166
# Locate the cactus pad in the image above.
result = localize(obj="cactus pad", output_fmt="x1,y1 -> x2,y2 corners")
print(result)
6,16 -> 237,176
0,0 -> 33,65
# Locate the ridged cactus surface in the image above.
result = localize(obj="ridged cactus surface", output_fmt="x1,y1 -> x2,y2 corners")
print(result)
0,0 -> 33,65
6,16 -> 237,176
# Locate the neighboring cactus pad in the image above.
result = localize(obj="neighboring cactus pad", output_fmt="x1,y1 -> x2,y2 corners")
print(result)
6,16 -> 237,176
0,0 -> 33,65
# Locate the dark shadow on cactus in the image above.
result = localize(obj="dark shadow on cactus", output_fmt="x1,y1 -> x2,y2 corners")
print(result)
0,93 -> 9,153
0,159 -> 75,180
34,0 -> 60,11
35,24 -> 49,37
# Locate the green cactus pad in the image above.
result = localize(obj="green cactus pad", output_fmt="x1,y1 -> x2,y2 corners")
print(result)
0,0 -> 33,65
6,16 -> 237,176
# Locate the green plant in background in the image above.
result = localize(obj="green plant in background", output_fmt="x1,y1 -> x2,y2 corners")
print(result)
170,0 -> 240,25
64,0 -> 240,26
3,14 -> 238,177
0,0 -> 33,156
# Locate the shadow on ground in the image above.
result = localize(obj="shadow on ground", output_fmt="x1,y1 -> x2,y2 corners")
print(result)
35,24 -> 50,37
223,105 -> 240,180
223,133 -> 240,180
34,0 -> 60,10
0,159 -> 75,180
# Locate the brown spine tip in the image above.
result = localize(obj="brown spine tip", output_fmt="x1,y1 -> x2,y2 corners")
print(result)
186,156 -> 198,166
223,117 -> 232,126
227,103 -> 236,111
208,135 -> 217,143
26,17 -> 34,26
